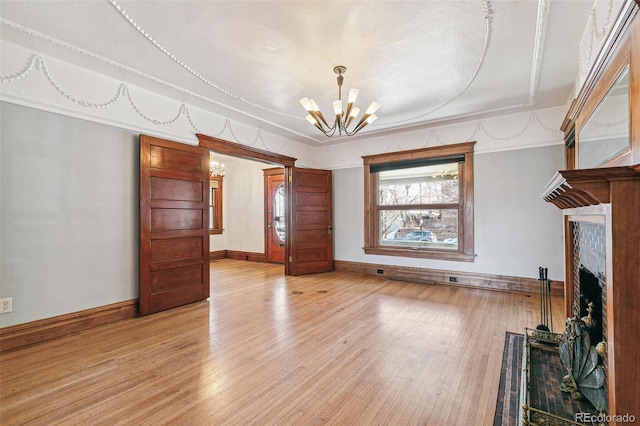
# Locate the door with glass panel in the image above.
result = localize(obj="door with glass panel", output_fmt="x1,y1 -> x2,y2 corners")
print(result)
264,168 -> 285,263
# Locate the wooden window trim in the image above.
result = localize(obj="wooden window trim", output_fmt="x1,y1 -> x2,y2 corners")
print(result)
210,176 -> 223,235
363,141 -> 475,262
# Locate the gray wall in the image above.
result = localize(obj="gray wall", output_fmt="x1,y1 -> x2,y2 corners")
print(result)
332,145 -> 565,279
1,102 -> 139,327
0,100 -> 565,328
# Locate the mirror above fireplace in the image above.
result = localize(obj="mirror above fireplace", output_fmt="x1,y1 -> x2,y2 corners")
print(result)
578,65 -> 630,169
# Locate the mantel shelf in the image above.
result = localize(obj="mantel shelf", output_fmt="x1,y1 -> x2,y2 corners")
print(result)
539,165 -> 640,209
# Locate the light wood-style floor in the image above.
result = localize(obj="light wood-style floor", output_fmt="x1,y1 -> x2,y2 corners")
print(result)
0,259 -> 564,425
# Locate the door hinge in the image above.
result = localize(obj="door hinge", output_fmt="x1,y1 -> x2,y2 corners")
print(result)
328,226 -> 332,234
288,175 -> 292,182
288,256 -> 292,262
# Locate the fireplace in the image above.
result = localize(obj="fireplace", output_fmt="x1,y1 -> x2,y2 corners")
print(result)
539,165 -> 640,420
572,222 -> 606,350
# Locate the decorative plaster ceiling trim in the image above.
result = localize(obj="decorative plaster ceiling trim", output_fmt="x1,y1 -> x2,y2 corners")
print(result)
0,18 -> 318,144
375,0 -> 493,127
577,0 -> 615,84
109,0 -> 300,121
528,0 -> 550,105
0,49 -> 310,155
108,0 -> 495,130
326,100 -> 562,145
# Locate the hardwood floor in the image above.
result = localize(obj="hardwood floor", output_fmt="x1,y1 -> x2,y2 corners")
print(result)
0,259 -> 564,425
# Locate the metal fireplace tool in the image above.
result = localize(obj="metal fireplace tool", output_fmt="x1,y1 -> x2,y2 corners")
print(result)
537,266 -> 553,332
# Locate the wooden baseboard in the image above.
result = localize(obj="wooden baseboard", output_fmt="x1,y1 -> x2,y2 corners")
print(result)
220,250 -> 266,263
334,260 -> 564,296
209,250 -> 226,261
0,300 -> 138,353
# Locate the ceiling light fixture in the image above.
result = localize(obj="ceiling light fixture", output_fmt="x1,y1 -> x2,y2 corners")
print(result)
299,66 -> 380,137
210,153 -> 225,176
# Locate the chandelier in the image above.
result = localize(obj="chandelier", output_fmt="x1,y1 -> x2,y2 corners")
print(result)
299,66 -> 380,137
210,153 -> 225,176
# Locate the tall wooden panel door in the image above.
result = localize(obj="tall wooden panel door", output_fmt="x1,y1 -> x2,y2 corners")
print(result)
265,169 -> 285,263
139,135 -> 210,316
287,167 -> 333,275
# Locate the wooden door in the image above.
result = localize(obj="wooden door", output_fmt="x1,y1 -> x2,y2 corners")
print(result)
265,170 -> 285,263
139,135 -> 210,316
286,167 -> 333,275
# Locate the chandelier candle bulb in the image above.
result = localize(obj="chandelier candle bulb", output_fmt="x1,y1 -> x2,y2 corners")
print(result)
333,100 -> 343,116
348,89 -> 359,104
365,102 -> 381,115
299,97 -> 313,111
346,107 -> 360,128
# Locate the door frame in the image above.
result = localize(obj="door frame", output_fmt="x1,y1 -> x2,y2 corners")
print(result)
197,134 -> 297,273
264,168 -> 286,264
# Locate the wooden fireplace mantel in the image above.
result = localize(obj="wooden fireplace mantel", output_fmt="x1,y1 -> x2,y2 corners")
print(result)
539,165 -> 640,209
540,165 -> 640,420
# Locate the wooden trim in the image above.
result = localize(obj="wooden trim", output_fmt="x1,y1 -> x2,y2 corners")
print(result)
263,168 -> 285,265
539,166 -> 640,209
209,175 -> 224,235
334,260 -> 563,296
209,250 -> 267,262
362,141 -> 476,165
362,247 -> 475,262
197,134 -> 296,167
563,216 -> 574,317
209,250 -> 226,261
0,300 -> 138,354
567,1 -> 640,169
225,250 -> 266,263
362,142 -> 475,261
567,1 -> 638,129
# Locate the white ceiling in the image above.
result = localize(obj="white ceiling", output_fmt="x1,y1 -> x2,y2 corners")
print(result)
0,1 -> 598,146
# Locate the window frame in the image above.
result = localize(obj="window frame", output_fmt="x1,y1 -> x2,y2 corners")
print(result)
209,176 -> 223,235
363,141 -> 475,262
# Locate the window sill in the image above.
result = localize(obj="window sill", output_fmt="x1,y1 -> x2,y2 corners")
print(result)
363,247 -> 475,262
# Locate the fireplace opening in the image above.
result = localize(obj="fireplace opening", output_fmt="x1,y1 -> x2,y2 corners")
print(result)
579,266 -> 604,346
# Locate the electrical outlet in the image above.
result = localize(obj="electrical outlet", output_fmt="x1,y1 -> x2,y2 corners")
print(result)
449,277 -> 459,283
1,297 -> 12,313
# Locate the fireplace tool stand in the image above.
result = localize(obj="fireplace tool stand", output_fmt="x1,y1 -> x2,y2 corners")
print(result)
536,266 -> 553,333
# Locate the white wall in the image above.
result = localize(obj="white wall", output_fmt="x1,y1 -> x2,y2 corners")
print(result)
209,159 -> 273,253
223,159 -> 270,253
209,159 -> 274,254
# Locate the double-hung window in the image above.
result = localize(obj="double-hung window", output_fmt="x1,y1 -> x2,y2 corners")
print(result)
363,142 -> 475,261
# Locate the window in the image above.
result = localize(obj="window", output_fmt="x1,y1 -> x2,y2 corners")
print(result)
209,176 -> 223,234
363,142 -> 475,261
